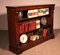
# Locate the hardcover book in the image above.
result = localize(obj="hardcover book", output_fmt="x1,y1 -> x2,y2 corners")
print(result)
24,23 -> 29,32
20,24 -> 25,34
29,21 -> 36,31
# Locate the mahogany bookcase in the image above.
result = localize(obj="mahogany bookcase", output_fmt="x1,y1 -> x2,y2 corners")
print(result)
6,4 -> 55,55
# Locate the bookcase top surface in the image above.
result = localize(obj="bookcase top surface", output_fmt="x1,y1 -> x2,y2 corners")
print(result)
6,4 -> 55,8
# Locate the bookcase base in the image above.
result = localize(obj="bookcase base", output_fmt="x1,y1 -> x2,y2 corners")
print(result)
9,36 -> 55,55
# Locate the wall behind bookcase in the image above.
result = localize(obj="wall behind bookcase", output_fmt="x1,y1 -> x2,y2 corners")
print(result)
0,0 -> 60,30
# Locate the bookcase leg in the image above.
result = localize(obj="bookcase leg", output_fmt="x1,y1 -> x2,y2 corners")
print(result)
15,45 -> 20,55
16,50 -> 19,55
16,54 -> 19,55
9,45 -> 22,55
51,33 -> 55,39
16,51 -> 22,55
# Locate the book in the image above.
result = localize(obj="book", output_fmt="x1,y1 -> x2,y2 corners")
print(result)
36,20 -> 40,29
20,24 -> 25,34
24,23 -> 29,32
29,21 -> 36,31
28,9 -> 38,18
38,8 -> 49,16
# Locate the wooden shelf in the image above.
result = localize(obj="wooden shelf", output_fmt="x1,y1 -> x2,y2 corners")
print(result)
18,36 -> 52,53
17,15 -> 50,22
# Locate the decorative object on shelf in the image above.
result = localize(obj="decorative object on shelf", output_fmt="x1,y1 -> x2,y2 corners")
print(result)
36,20 -> 40,29
30,35 -> 39,41
41,17 -> 47,25
28,9 -> 38,18
33,29 -> 41,35
30,35 -> 36,41
42,29 -> 48,37
18,12 -> 22,18
34,35 -> 40,39
33,29 -> 42,38
19,34 -> 28,43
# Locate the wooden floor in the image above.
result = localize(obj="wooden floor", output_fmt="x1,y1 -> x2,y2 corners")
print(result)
0,29 -> 60,55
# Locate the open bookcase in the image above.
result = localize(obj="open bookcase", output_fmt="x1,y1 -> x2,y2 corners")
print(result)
6,4 -> 55,55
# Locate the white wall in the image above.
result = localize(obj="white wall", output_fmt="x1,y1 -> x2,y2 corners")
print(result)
0,0 -> 60,30
53,0 -> 60,29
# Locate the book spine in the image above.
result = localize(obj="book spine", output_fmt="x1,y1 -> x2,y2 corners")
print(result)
29,21 -> 36,31
24,23 -> 29,32
20,24 -> 24,34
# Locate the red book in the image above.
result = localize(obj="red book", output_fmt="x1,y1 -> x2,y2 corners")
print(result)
31,21 -> 36,30
20,24 -> 22,34
29,22 -> 32,31
24,23 -> 29,32
20,24 -> 24,34
29,21 -> 36,31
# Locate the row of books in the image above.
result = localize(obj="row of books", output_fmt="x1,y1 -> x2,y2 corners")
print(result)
18,8 -> 49,18
28,8 -> 49,18
19,20 -> 40,34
